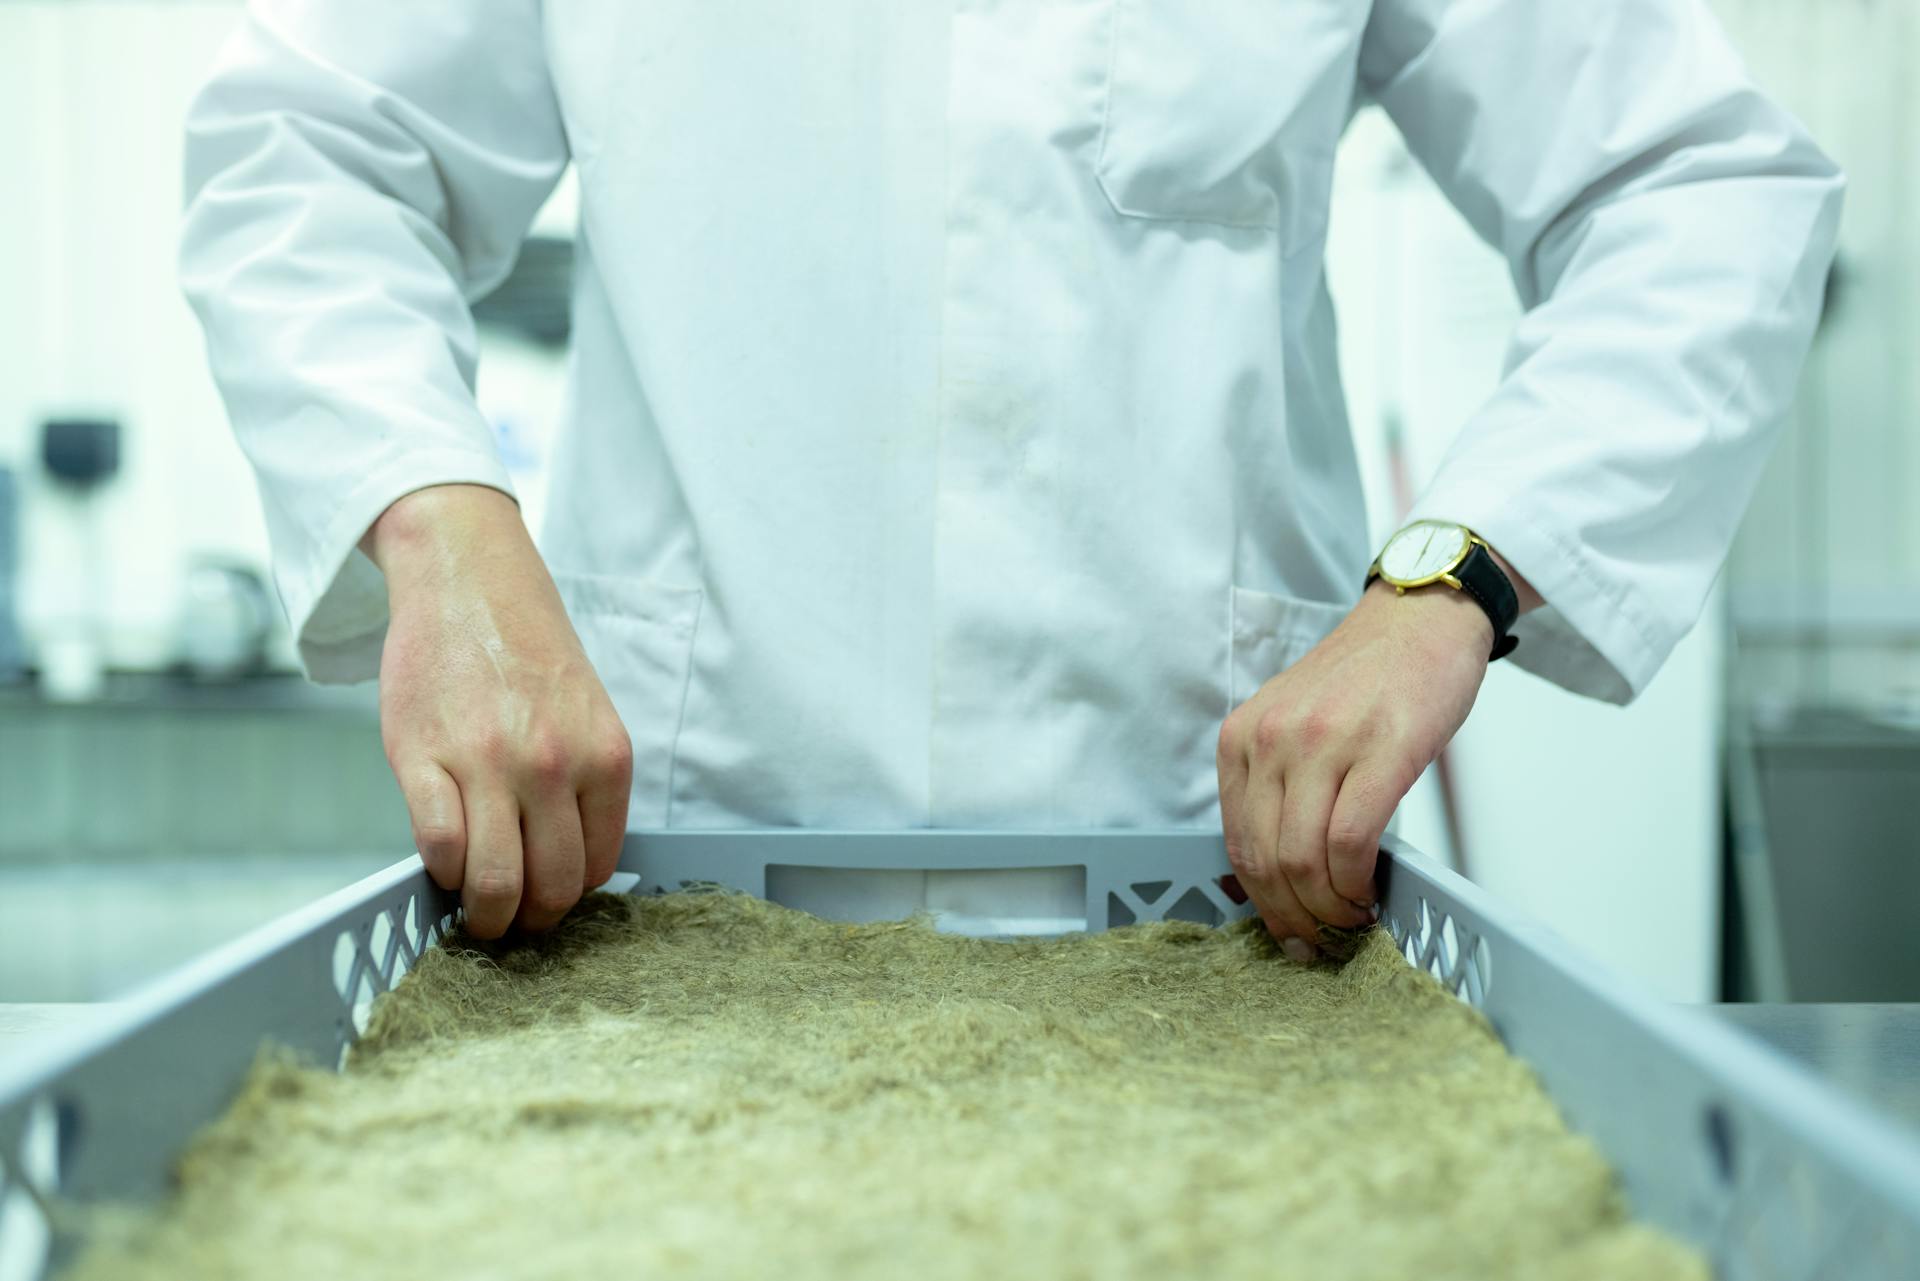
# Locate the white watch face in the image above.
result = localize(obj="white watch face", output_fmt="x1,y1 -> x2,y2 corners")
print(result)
1378,521 -> 1470,584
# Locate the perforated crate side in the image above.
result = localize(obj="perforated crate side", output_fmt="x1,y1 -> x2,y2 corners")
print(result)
619,827 -> 1259,933
1375,835 -> 1920,1281
0,862 -> 456,1281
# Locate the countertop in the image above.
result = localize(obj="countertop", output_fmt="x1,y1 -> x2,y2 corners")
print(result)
0,1003 -> 120,1063
0,671 -> 376,715
1709,1003 -> 1920,1132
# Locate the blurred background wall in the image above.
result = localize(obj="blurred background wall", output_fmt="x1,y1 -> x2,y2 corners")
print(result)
0,3 -> 575,999
0,0 -> 1907,1004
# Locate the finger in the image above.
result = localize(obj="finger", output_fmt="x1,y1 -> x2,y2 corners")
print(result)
396,760 -> 466,892
1215,725 -> 1263,921
461,786 -> 523,941
1240,761 -> 1322,958
1217,718 -> 1250,867
1252,862 -> 1321,965
578,727 -> 633,890
516,787 -> 587,932
1327,760 -> 1407,910
1277,764 -> 1371,929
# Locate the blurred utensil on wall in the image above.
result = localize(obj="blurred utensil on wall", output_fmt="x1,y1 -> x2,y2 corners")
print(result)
176,558 -> 275,682
38,416 -> 121,702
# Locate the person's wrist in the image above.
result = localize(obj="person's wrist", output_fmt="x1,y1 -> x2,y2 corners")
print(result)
1361,575 -> 1495,652
360,484 -> 528,595
1482,544 -> 1543,614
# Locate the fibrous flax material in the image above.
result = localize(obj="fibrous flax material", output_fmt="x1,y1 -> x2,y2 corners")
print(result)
66,890 -> 1704,1280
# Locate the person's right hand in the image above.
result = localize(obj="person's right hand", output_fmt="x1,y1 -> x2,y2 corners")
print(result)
360,484 -> 633,939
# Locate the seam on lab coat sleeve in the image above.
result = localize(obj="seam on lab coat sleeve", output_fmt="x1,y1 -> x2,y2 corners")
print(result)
1401,487 -> 1661,705
285,446 -> 518,684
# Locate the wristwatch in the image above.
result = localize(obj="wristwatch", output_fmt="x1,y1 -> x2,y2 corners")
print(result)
1366,520 -> 1520,661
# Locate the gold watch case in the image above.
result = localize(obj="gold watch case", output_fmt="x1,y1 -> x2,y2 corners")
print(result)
1366,521 -> 1491,595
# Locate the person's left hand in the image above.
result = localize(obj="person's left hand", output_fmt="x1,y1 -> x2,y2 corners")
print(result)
1215,580 -> 1498,961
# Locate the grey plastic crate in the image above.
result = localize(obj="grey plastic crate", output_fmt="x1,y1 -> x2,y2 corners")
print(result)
2,830 -> 1917,1279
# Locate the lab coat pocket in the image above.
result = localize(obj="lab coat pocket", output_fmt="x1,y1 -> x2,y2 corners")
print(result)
1093,0 -> 1359,241
1228,586 -> 1351,706
551,570 -> 704,829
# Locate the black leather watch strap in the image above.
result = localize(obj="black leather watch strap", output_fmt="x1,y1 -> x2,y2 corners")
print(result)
1454,543 -> 1520,661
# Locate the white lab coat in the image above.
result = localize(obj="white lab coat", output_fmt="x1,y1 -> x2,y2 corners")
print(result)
181,0 -> 1840,837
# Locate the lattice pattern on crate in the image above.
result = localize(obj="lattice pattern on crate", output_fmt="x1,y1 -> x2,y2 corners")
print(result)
1384,895 -> 1491,1009
0,1097 -> 63,1281
1106,876 -> 1252,929
330,891 -> 456,1061
1703,1101 -> 1919,1281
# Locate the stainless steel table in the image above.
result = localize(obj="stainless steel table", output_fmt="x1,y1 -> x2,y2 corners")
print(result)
1713,1004 -> 1920,1131
0,1004 -> 118,1062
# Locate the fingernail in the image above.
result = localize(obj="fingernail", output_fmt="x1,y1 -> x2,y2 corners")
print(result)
1281,937 -> 1316,964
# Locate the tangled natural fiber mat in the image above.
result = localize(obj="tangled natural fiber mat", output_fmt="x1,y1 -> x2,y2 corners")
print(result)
65,890 -> 1702,1280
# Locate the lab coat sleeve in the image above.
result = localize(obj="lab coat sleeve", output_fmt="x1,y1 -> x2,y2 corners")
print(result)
179,1 -> 568,682
1359,0 -> 1842,703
